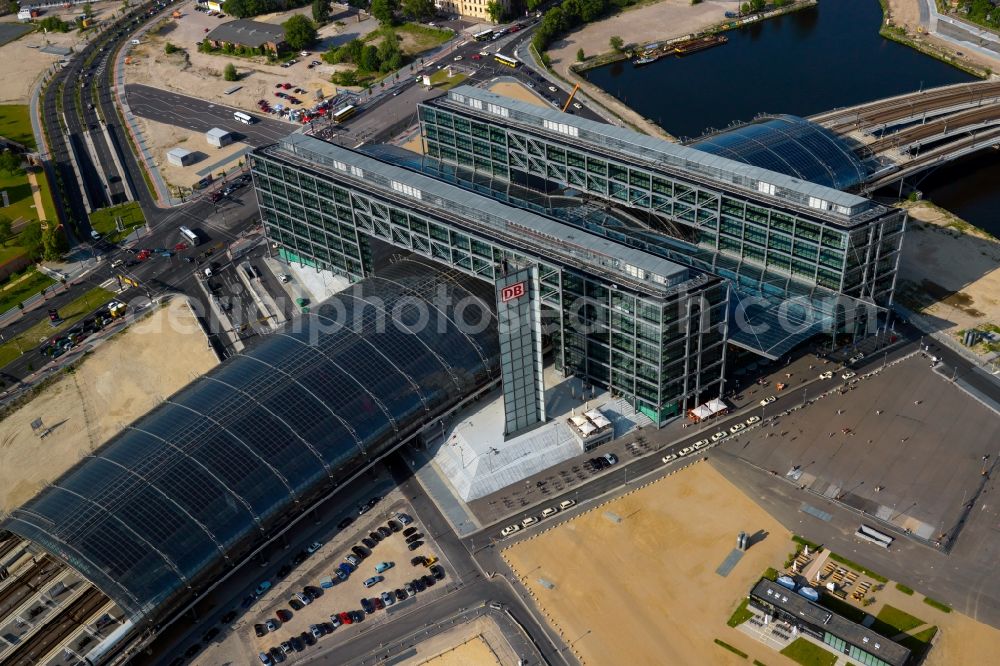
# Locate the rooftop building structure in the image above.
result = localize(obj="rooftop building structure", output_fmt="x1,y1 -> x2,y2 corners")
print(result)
252,135 -> 729,427
204,19 -> 286,53
420,87 -> 905,358
0,258 -> 500,664
749,578 -> 911,666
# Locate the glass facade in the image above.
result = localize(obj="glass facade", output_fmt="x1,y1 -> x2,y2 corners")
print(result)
420,89 -> 906,358
496,266 -> 545,436
252,138 -> 728,425
1,258 -> 500,625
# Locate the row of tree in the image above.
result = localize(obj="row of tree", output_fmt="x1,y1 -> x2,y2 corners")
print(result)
0,218 -> 67,262
369,0 -> 436,25
961,0 -> 1000,29
532,0 -> 627,53
222,0 -> 312,19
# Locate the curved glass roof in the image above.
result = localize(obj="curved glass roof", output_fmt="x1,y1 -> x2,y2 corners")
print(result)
690,115 -> 870,191
2,257 -> 499,623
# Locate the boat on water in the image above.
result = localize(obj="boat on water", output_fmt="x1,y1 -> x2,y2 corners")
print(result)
673,34 -> 728,55
632,55 -> 659,67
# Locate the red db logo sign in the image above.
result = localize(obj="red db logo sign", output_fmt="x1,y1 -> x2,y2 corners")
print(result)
501,282 -> 526,303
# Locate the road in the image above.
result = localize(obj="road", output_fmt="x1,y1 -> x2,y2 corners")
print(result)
125,84 -> 296,145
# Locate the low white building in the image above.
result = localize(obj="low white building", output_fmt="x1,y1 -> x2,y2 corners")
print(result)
206,128 -> 233,148
167,147 -> 196,167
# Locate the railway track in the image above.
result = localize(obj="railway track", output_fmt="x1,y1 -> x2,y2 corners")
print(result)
0,555 -> 60,620
4,586 -> 108,666
865,103 -> 1000,154
812,81 -> 1000,131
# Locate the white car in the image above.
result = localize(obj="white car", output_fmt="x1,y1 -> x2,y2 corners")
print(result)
453,55 -> 463,61
500,524 -> 520,537
729,423 -> 746,434
548,85 -> 557,92
760,396 -> 776,407
842,371 -> 857,380
558,499 -> 576,510
662,453 -> 677,463
694,439 -> 710,449
573,102 -> 582,109
711,431 -> 728,442
819,370 -> 833,379
745,416 -> 761,426
680,446 -> 694,456
541,507 -> 559,518
521,516 -> 538,528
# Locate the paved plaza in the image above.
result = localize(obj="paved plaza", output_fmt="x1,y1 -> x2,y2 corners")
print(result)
732,354 -> 1000,545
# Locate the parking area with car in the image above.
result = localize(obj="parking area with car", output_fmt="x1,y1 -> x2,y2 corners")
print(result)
248,507 -> 453,659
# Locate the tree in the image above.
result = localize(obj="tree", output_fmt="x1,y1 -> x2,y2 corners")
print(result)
370,0 -> 398,25
82,2 -> 93,17
0,216 -> 12,244
377,31 -> 403,72
283,14 -> 318,51
312,0 -> 330,24
222,0 -> 252,19
41,223 -> 67,261
526,0 -> 543,10
0,150 -> 22,176
609,35 -> 623,52
401,0 -> 434,21
164,42 -> 178,54
576,48 -> 585,61
19,221 -> 43,261
486,0 -> 504,23
740,1 -> 749,13
223,63 -> 238,81
360,44 -> 380,72
749,0 -> 765,11
38,16 -> 69,33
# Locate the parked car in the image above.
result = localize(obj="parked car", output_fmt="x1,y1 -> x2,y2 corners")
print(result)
430,564 -> 445,580
395,587 -> 407,600
265,619 -> 279,632
377,526 -> 392,538
396,512 -> 413,525
220,610 -> 237,624
361,537 -> 377,549
360,598 -> 374,613
254,623 -> 267,637
387,520 -> 402,532
411,555 -> 426,566
309,624 -> 323,639
500,524 -> 520,537
352,545 -> 368,559
381,590 -> 395,606
375,561 -> 394,573
407,540 -> 423,551
337,516 -> 354,529
369,530 -> 383,542
276,609 -> 293,622
306,541 -> 322,554
421,574 -> 435,587
288,597 -> 304,611
329,614 -> 342,628
346,554 -> 360,567
338,611 -> 352,625
405,532 -> 423,543
363,575 -> 383,588
255,581 -> 272,596
403,527 -> 418,537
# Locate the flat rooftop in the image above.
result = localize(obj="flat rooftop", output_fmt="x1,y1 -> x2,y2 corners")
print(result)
751,578 -> 910,666
433,86 -> 884,225
264,135 -> 712,299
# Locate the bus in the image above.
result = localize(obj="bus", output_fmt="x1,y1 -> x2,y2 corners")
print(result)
332,105 -> 357,123
179,226 -> 201,246
473,29 -> 494,41
494,54 -> 519,68
233,111 -> 255,124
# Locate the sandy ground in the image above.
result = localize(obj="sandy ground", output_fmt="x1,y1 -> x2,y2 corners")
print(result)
415,635 -> 500,666
125,2 -> 378,116
503,461 -> 795,666
897,201 -> 1000,336
136,115 -> 251,189
487,80 -> 548,109
885,0 -> 1000,74
0,298 -> 218,512
0,21 -> 86,105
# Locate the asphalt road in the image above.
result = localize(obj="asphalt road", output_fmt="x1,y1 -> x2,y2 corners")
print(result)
125,84 -> 296,145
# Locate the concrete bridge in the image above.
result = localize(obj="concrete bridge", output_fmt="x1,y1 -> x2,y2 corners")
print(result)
809,80 -> 1000,192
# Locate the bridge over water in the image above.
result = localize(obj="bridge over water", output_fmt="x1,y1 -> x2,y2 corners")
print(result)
809,80 -> 1000,191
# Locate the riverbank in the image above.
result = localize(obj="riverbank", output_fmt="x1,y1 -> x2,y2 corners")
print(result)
881,0 -> 993,78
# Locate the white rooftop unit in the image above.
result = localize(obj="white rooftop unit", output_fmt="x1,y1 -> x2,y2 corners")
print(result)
167,147 -> 196,167
206,127 -> 233,148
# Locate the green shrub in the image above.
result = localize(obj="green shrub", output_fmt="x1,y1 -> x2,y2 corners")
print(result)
223,63 -> 238,81
923,597 -> 952,613
895,583 -> 914,595
164,42 -> 178,54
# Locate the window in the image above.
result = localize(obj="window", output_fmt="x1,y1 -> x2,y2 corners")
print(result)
390,180 -> 422,200
808,196 -> 829,210
757,181 -> 776,196
487,102 -> 509,118
543,119 -> 579,137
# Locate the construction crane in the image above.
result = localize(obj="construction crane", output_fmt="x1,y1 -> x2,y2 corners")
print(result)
562,83 -> 581,112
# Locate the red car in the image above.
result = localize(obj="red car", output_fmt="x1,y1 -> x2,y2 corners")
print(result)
282,82 -> 292,89
137,249 -> 151,261
339,611 -> 352,625
173,242 -> 188,251
275,609 -> 293,622
471,54 -> 481,60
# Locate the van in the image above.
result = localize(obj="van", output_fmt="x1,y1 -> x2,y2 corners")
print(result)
521,516 -> 537,528
541,507 -> 558,518
558,499 -> 576,510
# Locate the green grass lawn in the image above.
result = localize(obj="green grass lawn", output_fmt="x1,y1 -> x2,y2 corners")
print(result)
727,597 -> 754,627
88,202 -> 145,243
0,268 -> 53,313
395,23 -> 454,55
779,638 -> 837,666
0,286 -> 113,368
0,244 -> 27,265
0,104 -> 37,150
0,171 -> 40,225
874,605 -> 925,635
429,69 -> 468,90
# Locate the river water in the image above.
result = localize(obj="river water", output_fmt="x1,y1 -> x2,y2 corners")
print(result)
583,0 -> 1000,234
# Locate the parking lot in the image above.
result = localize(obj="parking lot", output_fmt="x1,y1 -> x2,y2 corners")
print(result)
247,504 -> 456,662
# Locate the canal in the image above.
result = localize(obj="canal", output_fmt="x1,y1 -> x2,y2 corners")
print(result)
583,0 -> 1000,233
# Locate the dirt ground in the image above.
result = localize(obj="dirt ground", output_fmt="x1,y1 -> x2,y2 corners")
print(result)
414,634 -> 500,666
136,115 -> 251,188
0,20 -> 85,105
487,80 -> 548,109
503,461 -> 796,666
897,201 -> 1000,337
885,0 -> 1000,74
125,2 -> 378,116
0,298 -> 218,512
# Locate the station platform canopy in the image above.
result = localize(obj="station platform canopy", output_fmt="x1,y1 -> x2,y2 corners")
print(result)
690,115 -> 872,191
